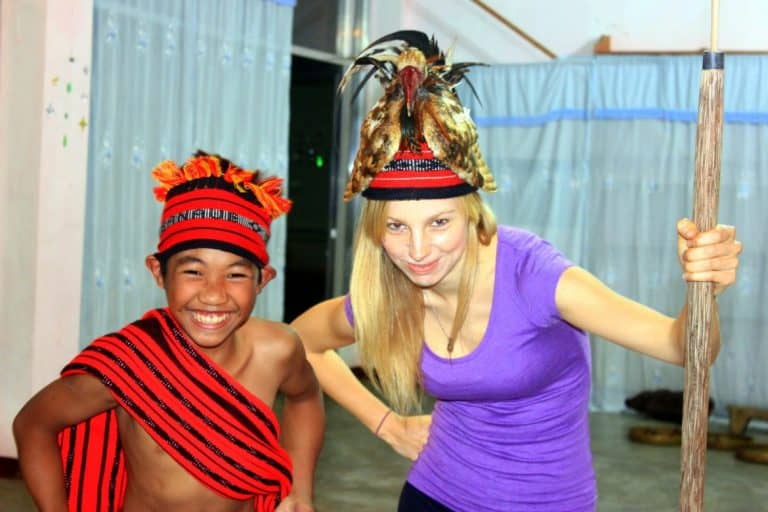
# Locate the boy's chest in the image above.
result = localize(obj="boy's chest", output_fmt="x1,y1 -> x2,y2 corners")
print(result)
115,410 -> 254,511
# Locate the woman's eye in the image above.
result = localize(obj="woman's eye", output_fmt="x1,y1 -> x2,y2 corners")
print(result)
386,222 -> 404,231
432,218 -> 449,227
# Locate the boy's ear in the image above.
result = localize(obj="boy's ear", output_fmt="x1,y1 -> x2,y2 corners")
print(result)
145,255 -> 165,288
256,265 -> 277,294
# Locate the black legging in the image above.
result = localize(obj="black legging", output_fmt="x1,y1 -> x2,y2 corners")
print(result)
398,482 -> 455,511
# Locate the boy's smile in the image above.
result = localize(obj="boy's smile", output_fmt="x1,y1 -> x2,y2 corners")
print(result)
146,248 -> 264,353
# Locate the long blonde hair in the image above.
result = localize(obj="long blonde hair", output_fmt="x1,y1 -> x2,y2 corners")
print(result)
349,192 -> 497,412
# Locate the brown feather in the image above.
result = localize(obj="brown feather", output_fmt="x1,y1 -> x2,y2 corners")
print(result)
343,86 -> 402,201
341,31 -> 496,198
422,89 -> 496,192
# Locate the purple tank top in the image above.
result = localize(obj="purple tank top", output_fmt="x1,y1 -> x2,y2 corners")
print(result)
346,226 -> 595,511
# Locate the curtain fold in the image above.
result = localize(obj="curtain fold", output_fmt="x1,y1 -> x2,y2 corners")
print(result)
460,55 -> 768,414
80,0 -> 294,347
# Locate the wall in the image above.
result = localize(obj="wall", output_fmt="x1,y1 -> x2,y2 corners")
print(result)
370,0 -> 768,63
0,0 -> 93,457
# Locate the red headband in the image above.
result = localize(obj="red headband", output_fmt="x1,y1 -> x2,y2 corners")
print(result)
152,154 -> 291,267
361,144 -> 477,200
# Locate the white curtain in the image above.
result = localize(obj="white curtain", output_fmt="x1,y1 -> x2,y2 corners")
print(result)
80,0 -> 295,346
460,56 -> 768,415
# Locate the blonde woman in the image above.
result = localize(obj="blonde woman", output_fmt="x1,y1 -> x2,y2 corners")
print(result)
291,32 -> 742,511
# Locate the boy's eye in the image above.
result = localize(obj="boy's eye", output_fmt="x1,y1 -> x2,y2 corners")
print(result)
182,269 -> 202,276
227,272 -> 250,279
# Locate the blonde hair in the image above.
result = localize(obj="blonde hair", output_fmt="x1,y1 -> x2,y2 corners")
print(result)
349,192 -> 497,412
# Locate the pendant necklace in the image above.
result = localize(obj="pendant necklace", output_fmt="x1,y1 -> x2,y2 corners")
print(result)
425,294 -> 457,356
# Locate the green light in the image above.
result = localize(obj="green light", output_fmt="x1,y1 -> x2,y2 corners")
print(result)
315,155 -> 324,168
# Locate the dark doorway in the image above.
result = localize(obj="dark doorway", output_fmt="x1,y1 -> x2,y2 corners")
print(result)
283,56 -> 341,322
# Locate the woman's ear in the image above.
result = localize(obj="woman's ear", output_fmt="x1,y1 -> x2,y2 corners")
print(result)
145,255 -> 165,288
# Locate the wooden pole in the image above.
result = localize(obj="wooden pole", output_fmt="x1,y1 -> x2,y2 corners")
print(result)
469,0 -> 557,59
679,1 -> 723,510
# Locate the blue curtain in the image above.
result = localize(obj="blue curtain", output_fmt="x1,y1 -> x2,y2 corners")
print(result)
80,0 -> 295,346
460,56 -> 768,414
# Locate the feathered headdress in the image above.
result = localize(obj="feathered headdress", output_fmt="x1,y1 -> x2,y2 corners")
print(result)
151,151 -> 291,267
339,30 -> 497,201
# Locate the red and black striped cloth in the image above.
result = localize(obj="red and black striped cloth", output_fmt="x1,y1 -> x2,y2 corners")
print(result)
57,308 -> 292,511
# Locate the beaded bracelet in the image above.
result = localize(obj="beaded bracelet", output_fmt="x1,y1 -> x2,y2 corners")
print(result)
374,409 -> 393,436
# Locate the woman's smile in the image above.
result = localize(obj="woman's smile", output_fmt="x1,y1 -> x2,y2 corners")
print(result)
407,260 -> 439,275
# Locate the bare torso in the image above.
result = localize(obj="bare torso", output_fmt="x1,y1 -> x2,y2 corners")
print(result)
116,318 -> 293,511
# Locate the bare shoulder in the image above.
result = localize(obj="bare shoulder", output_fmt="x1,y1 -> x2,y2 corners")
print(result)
234,317 -> 314,401
239,316 -> 304,367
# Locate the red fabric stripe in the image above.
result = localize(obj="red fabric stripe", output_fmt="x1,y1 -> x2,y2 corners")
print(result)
390,145 -> 436,160
163,188 -> 270,227
158,224 -> 268,265
118,320 -> 285,487
158,188 -> 271,265
58,309 -> 292,511
58,412 -> 125,512
149,318 -> 282,460
159,220 -> 263,247
67,333 -> 287,498
161,199 -> 269,231
367,170 -> 466,189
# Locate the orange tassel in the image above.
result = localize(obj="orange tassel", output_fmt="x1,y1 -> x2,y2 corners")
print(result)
245,177 -> 292,218
224,164 -> 256,193
182,155 -> 222,180
151,160 -> 185,201
152,155 -> 291,219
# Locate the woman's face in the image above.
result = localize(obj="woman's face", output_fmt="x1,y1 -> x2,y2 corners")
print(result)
381,197 -> 470,289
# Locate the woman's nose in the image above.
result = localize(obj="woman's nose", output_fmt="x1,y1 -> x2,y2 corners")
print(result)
409,231 -> 430,261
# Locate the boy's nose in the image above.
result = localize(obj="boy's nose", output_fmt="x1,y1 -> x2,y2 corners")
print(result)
200,279 -> 227,305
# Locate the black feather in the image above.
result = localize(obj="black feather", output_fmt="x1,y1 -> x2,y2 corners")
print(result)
363,30 -> 439,58
339,56 -> 394,95
442,62 -> 487,83
399,106 -> 419,150
349,66 -> 382,101
461,77 -> 483,104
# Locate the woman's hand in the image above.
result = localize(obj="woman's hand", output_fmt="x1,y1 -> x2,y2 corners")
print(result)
378,413 -> 432,461
677,218 -> 742,296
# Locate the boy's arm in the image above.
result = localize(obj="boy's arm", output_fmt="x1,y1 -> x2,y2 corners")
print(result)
276,327 -> 324,511
13,373 -> 117,512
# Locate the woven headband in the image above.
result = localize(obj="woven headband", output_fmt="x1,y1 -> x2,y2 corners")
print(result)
152,152 -> 291,267
361,144 -> 477,200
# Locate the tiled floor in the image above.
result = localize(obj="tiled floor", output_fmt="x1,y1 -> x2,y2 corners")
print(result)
3,399 -> 768,511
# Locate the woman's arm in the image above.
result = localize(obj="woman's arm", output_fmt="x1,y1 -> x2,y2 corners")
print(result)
290,297 -> 391,431
290,297 -> 430,460
13,374 -> 117,511
555,220 -> 740,365
276,329 -> 324,512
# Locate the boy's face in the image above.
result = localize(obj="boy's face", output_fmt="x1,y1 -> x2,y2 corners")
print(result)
146,248 -> 265,351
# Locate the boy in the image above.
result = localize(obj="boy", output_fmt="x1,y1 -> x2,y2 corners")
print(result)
13,152 -> 324,512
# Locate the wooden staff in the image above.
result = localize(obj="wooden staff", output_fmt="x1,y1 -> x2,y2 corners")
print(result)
679,1 -> 724,510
